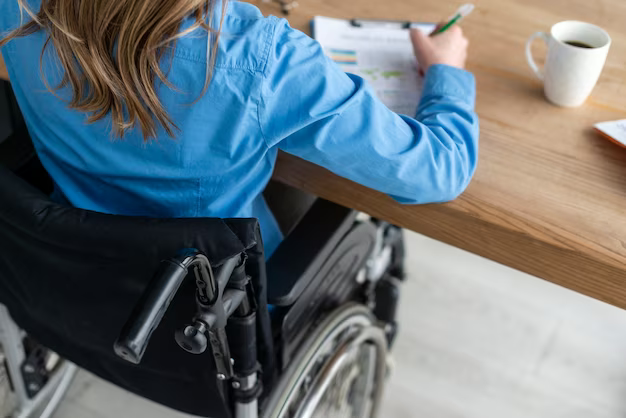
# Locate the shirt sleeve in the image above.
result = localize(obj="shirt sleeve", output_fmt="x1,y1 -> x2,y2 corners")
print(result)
0,0 -> 23,33
258,18 -> 479,204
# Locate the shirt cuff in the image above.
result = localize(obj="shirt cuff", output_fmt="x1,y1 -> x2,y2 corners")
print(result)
420,64 -> 476,108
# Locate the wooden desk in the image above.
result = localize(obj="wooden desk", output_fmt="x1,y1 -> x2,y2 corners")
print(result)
258,0 -> 626,309
0,56 -> 7,81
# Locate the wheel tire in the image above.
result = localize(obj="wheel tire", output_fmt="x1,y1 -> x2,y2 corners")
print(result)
262,304 -> 388,418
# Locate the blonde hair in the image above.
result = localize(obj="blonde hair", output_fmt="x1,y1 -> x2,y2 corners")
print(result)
0,0 -> 228,140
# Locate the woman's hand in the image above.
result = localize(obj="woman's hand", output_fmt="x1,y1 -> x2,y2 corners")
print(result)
410,26 -> 469,72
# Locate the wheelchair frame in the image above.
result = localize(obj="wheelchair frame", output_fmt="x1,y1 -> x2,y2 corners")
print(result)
113,216 -> 402,418
0,305 -> 77,418
0,218 -> 402,418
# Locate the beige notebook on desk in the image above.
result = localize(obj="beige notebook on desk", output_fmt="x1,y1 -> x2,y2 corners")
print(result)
594,119 -> 626,148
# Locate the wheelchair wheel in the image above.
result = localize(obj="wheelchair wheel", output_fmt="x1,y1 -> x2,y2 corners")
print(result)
263,304 -> 388,418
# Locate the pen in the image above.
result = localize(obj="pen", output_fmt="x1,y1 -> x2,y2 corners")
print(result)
430,3 -> 475,36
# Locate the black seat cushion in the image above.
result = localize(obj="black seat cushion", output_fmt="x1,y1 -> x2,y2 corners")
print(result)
0,163 -> 274,417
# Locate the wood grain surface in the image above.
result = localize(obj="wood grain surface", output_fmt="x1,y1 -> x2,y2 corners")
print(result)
0,55 -> 7,81
256,0 -> 626,309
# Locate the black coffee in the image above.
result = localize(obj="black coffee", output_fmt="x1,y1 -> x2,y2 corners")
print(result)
564,40 -> 594,48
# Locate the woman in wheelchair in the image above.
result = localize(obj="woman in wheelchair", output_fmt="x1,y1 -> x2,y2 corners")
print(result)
0,1 -> 478,417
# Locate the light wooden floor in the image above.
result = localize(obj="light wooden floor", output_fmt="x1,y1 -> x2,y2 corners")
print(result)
52,231 -> 626,418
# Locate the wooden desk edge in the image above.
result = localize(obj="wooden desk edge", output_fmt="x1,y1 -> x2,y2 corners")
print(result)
273,152 -> 626,310
0,55 -> 8,81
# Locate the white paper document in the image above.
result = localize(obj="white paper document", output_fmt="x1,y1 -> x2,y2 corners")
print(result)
313,16 -> 436,116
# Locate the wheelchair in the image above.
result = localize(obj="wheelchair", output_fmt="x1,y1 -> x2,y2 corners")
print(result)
0,112 -> 405,418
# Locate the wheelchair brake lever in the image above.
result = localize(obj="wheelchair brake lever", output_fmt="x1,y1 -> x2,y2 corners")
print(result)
175,255 -> 246,380
208,327 -> 234,379
176,323 -> 235,380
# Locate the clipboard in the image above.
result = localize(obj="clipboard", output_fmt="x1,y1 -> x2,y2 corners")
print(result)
311,18 -> 435,37
311,16 -> 436,116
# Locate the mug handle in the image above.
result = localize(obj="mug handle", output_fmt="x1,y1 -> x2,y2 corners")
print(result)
525,32 -> 550,81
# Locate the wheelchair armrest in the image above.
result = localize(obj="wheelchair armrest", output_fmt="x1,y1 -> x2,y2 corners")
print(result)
266,198 -> 357,306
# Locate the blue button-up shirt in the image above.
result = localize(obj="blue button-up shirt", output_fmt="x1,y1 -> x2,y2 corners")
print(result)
1,0 -> 479,256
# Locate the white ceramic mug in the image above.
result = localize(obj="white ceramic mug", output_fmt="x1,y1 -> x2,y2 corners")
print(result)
526,21 -> 611,107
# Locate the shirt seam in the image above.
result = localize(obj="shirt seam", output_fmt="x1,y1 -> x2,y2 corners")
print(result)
421,88 -> 473,101
260,16 -> 276,76
173,47 -> 262,72
257,16 -> 278,148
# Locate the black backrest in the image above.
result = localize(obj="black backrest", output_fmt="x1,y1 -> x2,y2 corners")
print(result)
0,163 -> 273,417
0,81 -> 24,144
